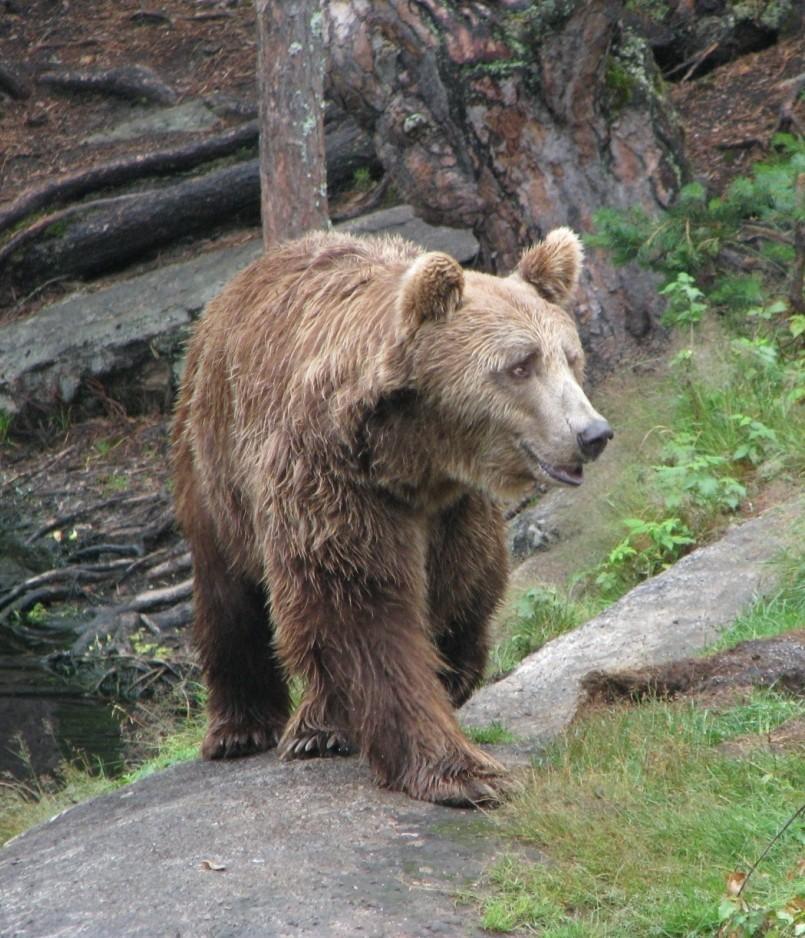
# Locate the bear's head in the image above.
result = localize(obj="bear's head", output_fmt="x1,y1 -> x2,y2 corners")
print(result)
396,228 -> 612,498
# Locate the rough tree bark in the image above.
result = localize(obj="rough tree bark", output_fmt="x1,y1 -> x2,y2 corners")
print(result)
256,0 -> 329,246
325,0 -> 687,370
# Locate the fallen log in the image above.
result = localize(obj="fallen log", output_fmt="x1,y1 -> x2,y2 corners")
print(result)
3,161 -> 261,289
38,64 -> 177,105
0,121 -> 260,235
2,118 -> 379,298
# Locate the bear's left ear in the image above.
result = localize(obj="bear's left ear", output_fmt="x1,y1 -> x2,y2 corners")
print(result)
398,252 -> 464,331
515,227 -> 583,305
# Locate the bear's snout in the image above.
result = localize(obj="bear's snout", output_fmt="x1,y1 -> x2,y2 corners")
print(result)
576,418 -> 613,462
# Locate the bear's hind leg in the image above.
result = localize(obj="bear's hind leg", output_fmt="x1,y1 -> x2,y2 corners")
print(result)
190,515 -> 291,759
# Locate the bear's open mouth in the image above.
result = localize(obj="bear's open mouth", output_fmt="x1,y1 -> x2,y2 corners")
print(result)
520,441 -> 584,487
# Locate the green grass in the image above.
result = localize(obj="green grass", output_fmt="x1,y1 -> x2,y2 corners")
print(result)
475,690 -> 805,936
490,587 -> 593,678
464,722 -> 519,746
708,544 -> 805,653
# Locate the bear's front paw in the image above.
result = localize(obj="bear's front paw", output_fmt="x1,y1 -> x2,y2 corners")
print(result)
278,727 -> 353,760
201,720 -> 280,760
403,750 -> 518,808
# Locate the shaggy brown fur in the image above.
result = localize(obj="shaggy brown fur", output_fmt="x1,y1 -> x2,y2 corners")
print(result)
172,228 -> 609,806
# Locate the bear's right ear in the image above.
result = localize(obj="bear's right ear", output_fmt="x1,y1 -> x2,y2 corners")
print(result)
398,252 -> 464,331
515,227 -> 583,305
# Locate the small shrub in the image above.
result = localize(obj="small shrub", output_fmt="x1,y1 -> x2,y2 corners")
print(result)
594,517 -> 695,599
658,271 -> 708,327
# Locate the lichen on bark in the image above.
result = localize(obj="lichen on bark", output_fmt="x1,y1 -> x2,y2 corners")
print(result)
325,0 -> 688,370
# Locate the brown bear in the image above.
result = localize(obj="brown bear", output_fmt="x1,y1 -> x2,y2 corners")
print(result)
172,227 -> 611,807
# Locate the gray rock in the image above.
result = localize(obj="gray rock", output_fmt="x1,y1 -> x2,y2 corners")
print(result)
461,498 -> 802,741
0,752 -> 506,938
0,208 -> 478,420
342,204 -> 478,264
0,241 -> 262,418
0,501 -> 797,937
84,100 -> 221,144
506,503 -> 560,564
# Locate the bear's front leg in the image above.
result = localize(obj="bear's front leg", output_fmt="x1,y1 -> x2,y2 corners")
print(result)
266,505 -> 512,807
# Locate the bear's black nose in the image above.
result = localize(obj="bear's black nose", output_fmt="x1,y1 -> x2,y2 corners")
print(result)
577,419 -> 613,461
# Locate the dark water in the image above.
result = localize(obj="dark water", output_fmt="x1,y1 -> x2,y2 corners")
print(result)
0,636 -> 123,779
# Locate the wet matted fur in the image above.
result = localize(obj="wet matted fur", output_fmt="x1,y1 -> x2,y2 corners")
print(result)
172,229 -> 608,806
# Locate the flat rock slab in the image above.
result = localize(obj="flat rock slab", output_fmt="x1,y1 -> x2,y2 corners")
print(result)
0,206 -> 478,420
84,100 -> 221,144
462,498 -> 802,741
0,753 -> 506,938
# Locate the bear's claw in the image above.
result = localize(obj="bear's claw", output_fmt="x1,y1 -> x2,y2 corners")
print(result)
428,771 -> 518,809
202,722 -> 279,760
279,728 -> 353,760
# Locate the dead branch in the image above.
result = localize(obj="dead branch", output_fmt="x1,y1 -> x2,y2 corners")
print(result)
129,579 -> 192,612
69,543 -> 144,561
0,555 -> 151,614
146,551 -> 192,580
69,581 -> 193,655
664,38 -> 723,81
25,492 -> 164,544
0,444 -> 76,493
0,121 -> 259,234
1,585 -> 78,622
128,10 -> 172,26
38,64 -> 177,105
117,545 -> 181,585
141,601 -> 193,632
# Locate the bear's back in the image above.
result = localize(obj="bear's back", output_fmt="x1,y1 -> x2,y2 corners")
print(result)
187,231 -> 421,444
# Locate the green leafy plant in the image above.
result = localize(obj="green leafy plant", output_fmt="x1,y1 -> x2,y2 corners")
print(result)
730,413 -> 779,466
653,434 -> 746,513
594,517 -> 695,598
658,271 -> 708,326
589,134 -> 805,339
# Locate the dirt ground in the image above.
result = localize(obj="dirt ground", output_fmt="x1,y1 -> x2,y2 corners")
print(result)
669,35 -> 804,192
0,0 -> 257,199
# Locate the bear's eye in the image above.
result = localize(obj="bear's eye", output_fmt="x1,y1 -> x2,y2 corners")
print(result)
508,353 -> 537,380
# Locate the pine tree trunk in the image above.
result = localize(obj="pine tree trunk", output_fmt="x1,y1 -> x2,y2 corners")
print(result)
325,0 -> 687,371
256,0 -> 329,247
